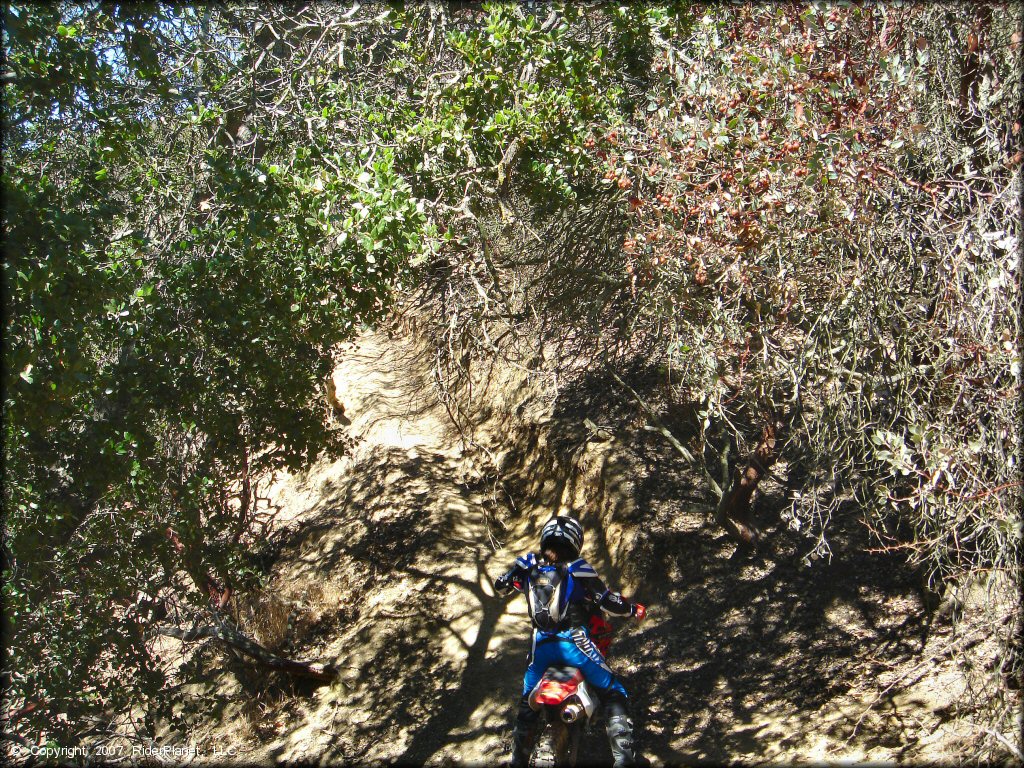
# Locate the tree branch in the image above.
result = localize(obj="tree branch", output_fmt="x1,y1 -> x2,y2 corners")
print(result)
609,369 -> 696,464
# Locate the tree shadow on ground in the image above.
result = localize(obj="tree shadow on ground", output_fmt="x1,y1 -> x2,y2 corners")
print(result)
383,555 -> 518,766
256,442 -> 529,766
529,364 -> 931,764
225,356 -> 935,766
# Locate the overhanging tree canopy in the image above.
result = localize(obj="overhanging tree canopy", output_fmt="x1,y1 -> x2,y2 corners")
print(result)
2,0 -> 1019,759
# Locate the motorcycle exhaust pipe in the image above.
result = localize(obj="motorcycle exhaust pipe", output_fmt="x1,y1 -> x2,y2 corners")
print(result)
561,702 -> 583,723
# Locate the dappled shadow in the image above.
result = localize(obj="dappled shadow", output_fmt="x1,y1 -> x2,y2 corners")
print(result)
330,336 -> 459,452
624,517 -> 927,764
508,362 -> 933,764
246,438 -> 535,766
384,554 -> 518,766
196,335 -> 944,766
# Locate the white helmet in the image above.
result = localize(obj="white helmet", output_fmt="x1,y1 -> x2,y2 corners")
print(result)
540,516 -> 584,559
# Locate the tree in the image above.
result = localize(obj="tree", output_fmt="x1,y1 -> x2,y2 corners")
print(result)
3,2 -> 431,746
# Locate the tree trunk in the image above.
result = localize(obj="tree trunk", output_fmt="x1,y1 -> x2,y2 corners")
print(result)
716,421 -> 778,547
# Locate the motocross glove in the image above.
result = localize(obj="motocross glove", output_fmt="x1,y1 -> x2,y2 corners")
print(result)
494,571 -> 525,596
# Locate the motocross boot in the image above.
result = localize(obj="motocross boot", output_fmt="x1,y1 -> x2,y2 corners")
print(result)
604,694 -> 637,767
510,695 -> 539,768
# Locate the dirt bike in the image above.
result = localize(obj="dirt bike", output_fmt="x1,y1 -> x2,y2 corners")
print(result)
523,614 -> 617,768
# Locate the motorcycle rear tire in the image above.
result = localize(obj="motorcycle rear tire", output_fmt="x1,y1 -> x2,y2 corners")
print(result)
530,720 -> 580,768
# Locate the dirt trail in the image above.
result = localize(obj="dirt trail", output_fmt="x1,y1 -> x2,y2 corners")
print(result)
187,329 -> 999,766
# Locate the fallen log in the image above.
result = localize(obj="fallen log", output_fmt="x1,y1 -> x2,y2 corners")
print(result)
152,613 -> 338,682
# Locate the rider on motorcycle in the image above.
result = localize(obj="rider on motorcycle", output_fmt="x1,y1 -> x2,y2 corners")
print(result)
494,515 -> 646,767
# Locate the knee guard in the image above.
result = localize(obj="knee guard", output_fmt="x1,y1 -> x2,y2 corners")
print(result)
602,688 -> 629,711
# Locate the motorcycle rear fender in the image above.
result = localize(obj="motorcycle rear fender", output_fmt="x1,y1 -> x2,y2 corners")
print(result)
529,667 -> 597,720
529,666 -> 584,708
575,679 -> 597,720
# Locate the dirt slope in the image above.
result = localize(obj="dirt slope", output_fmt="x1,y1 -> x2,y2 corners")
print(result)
180,328 -> 1009,766
181,331 -> 542,766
